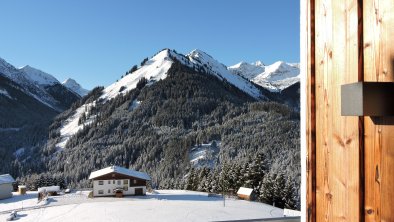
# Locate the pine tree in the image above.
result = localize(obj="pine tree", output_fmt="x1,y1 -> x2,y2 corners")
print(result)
239,162 -> 249,186
140,57 -> 149,66
282,177 -> 298,210
272,171 -> 286,208
220,162 -> 231,193
185,168 -> 196,190
259,172 -> 274,205
210,169 -> 220,193
204,173 -> 213,192
197,167 -> 209,191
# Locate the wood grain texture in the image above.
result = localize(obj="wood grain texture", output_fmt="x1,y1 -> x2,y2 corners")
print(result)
314,0 -> 361,221
305,0 -> 316,221
363,1 -> 394,221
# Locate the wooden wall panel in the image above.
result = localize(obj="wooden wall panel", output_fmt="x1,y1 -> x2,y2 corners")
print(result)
363,1 -> 394,221
314,0 -> 361,221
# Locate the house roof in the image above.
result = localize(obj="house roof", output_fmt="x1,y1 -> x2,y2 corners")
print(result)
38,186 -> 60,193
237,187 -> 254,196
0,174 -> 15,185
88,165 -> 151,181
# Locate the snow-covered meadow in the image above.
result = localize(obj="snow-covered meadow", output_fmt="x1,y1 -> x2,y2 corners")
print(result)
0,190 -> 291,222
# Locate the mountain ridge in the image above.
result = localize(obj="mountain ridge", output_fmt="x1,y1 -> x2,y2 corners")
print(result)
0,57 -> 83,111
228,60 -> 300,92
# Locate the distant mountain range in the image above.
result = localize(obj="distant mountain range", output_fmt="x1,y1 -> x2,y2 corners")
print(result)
0,57 -> 86,175
228,60 -> 300,92
0,58 -> 88,110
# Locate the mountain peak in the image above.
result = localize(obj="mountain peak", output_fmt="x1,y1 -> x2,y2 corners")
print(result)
19,65 -> 59,86
188,49 -> 210,57
263,61 -> 292,76
186,49 -> 229,73
0,56 -> 19,78
253,60 -> 265,66
102,48 -> 263,101
228,61 -> 265,80
62,78 -> 89,97
187,49 -> 217,63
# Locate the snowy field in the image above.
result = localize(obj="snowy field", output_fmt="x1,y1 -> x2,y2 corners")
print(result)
0,190 -> 292,222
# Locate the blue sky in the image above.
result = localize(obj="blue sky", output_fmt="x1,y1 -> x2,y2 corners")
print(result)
0,0 -> 299,89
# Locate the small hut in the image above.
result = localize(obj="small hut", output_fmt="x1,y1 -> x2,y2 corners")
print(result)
237,187 -> 256,201
18,185 -> 26,195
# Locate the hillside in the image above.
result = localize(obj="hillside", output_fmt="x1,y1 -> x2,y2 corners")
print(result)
0,57 -> 82,176
33,49 -> 300,209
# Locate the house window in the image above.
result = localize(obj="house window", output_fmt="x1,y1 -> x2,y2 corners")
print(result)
117,180 -> 121,185
108,181 -> 110,184
124,186 -> 128,191
113,180 -> 115,184
124,180 -> 128,185
98,181 -> 104,185
134,179 -> 137,184
108,189 -> 111,193
98,190 -> 104,194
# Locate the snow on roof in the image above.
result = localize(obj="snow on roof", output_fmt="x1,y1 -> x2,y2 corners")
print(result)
237,187 -> 254,196
38,186 -> 60,193
89,166 -> 151,181
0,174 -> 15,185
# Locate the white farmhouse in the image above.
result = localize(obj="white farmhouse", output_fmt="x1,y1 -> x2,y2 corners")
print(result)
89,166 -> 151,197
0,174 -> 15,200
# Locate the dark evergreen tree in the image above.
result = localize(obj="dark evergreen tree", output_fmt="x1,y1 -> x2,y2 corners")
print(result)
140,57 -> 149,66
185,168 -> 197,190
259,172 -> 275,205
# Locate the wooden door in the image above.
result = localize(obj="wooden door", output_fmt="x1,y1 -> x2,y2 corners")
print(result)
135,188 -> 143,195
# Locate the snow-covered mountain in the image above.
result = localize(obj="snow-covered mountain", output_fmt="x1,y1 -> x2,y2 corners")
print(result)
43,48 -> 300,198
185,49 -> 263,99
228,61 -> 265,79
102,49 -> 264,101
62,78 -> 89,97
0,57 -> 83,111
55,48 -> 266,151
19,65 -> 59,86
228,60 -> 300,92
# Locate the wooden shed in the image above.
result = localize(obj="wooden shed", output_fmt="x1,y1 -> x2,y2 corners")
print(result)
237,187 -> 256,201
302,0 -> 394,221
18,185 -> 26,195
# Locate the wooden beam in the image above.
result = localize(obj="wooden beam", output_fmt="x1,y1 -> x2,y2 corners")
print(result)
306,0 -> 316,221
357,0 -> 365,220
363,1 -> 394,221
